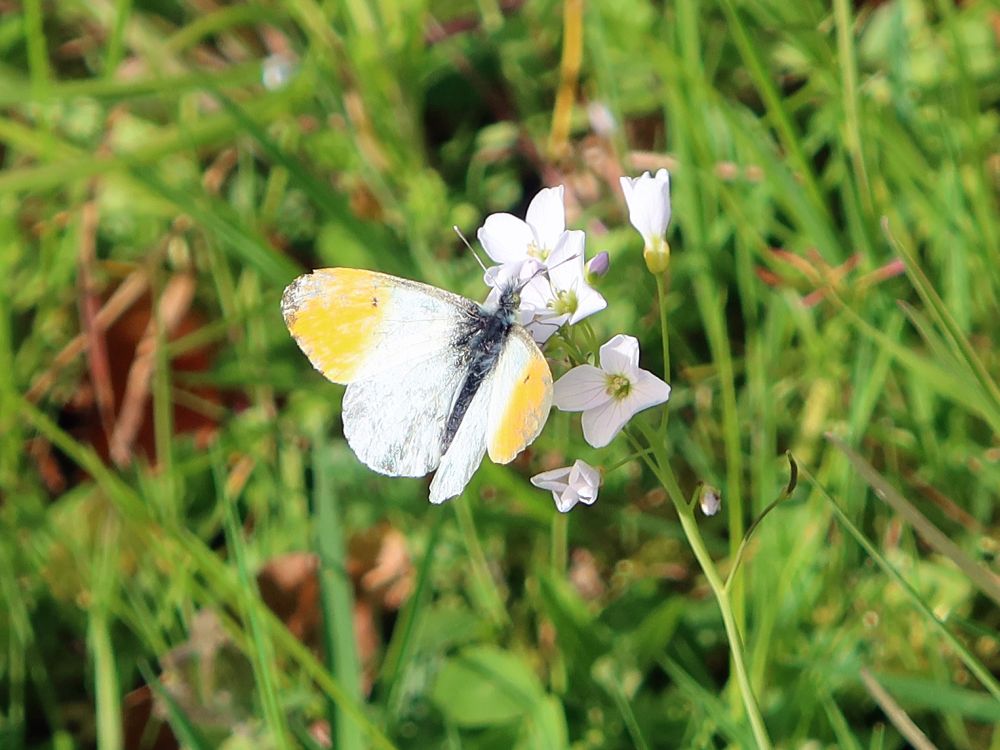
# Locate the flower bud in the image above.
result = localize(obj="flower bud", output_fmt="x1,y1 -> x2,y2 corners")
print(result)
585,251 -> 610,284
699,486 -> 721,516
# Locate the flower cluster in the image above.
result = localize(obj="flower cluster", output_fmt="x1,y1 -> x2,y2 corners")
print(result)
479,186 -> 607,344
475,173 -> 675,512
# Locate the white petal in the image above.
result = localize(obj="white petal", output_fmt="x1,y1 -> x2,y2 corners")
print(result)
483,264 -> 503,287
520,274 -> 554,309
620,170 -> 671,245
598,334 -> 641,375
554,486 -> 581,513
484,285 -> 502,308
647,169 -> 672,236
478,213 -> 535,263
486,259 -> 546,301
553,365 -> 609,411
568,460 -> 600,504
619,175 -> 636,205
525,186 -> 566,252
624,369 -> 671,413
567,283 -> 606,324
581,398 -> 633,448
525,316 -> 563,345
530,466 -> 571,493
547,231 -> 586,289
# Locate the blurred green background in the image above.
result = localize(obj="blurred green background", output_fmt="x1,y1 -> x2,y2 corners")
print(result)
1,0 -> 998,748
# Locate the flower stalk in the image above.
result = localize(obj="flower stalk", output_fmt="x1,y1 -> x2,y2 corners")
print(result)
631,426 -> 771,749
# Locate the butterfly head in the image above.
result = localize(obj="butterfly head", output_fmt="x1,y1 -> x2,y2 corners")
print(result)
485,259 -> 548,322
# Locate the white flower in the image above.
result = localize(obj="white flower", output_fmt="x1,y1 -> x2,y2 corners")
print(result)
553,334 -> 671,448
619,170 -> 671,272
519,230 -> 606,343
531,459 -> 601,512
478,186 -> 567,265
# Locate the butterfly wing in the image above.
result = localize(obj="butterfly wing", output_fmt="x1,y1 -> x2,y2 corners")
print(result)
486,326 -> 552,464
428,371 -> 491,503
282,268 -> 477,477
283,269 -> 552,500
429,325 -> 552,503
282,268 -> 475,383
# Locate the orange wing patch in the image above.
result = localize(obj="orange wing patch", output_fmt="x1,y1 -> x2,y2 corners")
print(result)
488,352 -> 552,463
281,268 -> 390,383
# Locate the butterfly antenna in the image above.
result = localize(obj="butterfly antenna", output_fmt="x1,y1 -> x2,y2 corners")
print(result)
454,226 -> 489,273
545,251 -> 582,274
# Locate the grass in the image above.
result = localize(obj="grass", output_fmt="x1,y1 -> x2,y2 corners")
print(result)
1,0 -> 999,748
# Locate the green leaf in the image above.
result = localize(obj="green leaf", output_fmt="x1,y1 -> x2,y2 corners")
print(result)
520,696 -> 569,750
431,646 -> 546,727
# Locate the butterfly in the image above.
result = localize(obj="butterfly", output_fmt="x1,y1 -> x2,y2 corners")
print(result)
281,267 -> 553,503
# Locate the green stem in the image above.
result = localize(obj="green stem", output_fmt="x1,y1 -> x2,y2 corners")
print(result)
655,273 -> 671,381
673,500 -> 771,750
551,511 -> 568,573
631,425 -> 772,750
453,494 -> 509,628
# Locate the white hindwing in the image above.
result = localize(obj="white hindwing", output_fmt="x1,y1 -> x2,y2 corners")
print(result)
341,278 -> 476,478
343,350 -> 466,478
430,326 -> 551,504
428,370 -> 494,504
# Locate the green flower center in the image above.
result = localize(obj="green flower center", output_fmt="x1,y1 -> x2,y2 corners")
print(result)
606,373 -> 631,400
527,242 -> 550,261
551,288 -> 578,316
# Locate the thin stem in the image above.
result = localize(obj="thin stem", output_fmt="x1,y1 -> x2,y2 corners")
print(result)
655,272 -> 671,382
631,423 -> 772,750
551,511 -> 568,573
672,499 -> 772,750
453,493 -> 509,628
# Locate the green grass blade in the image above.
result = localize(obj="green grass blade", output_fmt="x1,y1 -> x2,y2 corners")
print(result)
803,463 -> 1000,704
217,453 -> 293,749
89,609 -> 123,750
379,510 -> 445,716
312,430 -> 365,750
829,436 -> 1000,608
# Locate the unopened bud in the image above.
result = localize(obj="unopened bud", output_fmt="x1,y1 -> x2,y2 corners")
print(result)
585,251 -> 610,284
699,486 -> 721,516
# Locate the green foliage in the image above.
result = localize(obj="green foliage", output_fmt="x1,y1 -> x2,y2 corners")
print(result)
1,0 -> 998,748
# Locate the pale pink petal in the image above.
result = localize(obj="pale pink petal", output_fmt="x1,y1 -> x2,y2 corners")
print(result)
520,274 -> 554,310
619,175 -> 635,204
555,487 -> 582,512
525,316 -> 563,345
567,283 -> 606,324
624,369 -> 671,413
483,285 -> 502,308
477,213 -> 535,263
553,365 -> 609,411
534,460 -> 600,511
621,170 -> 671,245
581,398 -> 633,448
598,334 -> 640,374
525,186 -> 566,251
547,231 -> 586,290
530,466 -> 572,493
483,264 -> 503,288
569,460 -> 600,504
